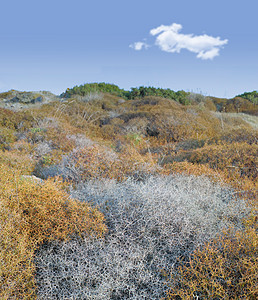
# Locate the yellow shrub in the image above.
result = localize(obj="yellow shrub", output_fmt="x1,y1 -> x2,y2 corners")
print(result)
0,165 -> 107,299
0,206 -> 36,299
167,222 -> 258,299
62,143 -> 159,182
163,161 -> 224,180
0,149 -> 35,174
188,142 -> 258,181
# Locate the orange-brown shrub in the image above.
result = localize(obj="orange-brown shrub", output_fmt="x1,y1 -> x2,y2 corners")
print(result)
166,219 -> 257,300
66,97 -> 224,144
0,165 -> 107,299
162,142 -> 257,300
0,127 -> 17,150
187,142 -> 257,181
0,108 -> 18,129
0,107 -> 36,132
0,200 -> 37,299
164,143 -> 257,300
211,127 -> 257,145
57,143 -> 159,182
209,96 -> 257,115
0,148 -> 35,174
50,98 -> 106,129
162,161 -> 224,180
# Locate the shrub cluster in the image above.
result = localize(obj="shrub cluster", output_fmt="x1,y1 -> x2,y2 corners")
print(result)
209,96 -> 257,115
0,165 -> 106,299
236,90 -> 258,105
35,175 -> 248,299
35,143 -> 159,183
62,83 -> 258,114
62,83 -> 191,104
187,142 -> 258,182
63,82 -> 128,98
128,87 -> 190,104
167,219 -> 257,299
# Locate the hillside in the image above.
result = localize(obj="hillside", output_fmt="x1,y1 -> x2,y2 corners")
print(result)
63,83 -> 258,115
0,84 -> 257,299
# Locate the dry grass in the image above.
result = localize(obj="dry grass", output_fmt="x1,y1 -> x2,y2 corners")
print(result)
213,112 -> 258,129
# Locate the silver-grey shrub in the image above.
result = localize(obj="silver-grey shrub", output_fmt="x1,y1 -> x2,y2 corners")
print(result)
35,175 -> 248,299
33,135 -> 96,180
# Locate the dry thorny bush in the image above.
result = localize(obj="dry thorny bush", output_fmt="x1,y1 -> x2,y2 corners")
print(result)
35,175 -> 249,299
34,140 -> 159,183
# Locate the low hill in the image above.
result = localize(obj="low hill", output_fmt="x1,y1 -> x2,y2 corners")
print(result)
63,83 -> 258,115
0,90 -> 63,111
1,83 -> 257,115
0,83 -> 257,299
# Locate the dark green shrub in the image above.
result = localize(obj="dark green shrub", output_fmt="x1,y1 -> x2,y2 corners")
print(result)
236,91 -> 258,105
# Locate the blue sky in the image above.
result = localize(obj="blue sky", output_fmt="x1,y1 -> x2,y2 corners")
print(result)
0,0 -> 257,97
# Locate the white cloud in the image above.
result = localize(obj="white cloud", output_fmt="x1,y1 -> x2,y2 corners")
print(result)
150,23 -> 228,60
129,41 -> 150,51
130,23 -> 228,60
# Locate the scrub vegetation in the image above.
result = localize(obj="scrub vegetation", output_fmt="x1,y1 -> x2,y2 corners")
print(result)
0,83 -> 257,299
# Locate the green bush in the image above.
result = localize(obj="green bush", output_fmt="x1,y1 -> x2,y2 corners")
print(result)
236,91 -> 258,105
62,83 -> 191,104
63,82 -> 128,98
